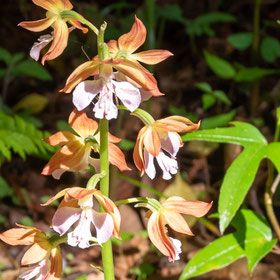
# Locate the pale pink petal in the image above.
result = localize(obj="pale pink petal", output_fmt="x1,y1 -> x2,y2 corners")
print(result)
156,151 -> 178,180
112,80 -> 141,112
168,237 -> 182,262
161,132 -> 181,157
144,149 -> 156,179
88,157 -> 100,172
19,259 -> 49,280
91,210 -> 114,244
52,207 -> 81,236
73,80 -> 103,111
52,169 -> 65,180
30,34 -> 53,61
67,209 -> 93,249
140,89 -> 152,101
93,83 -> 117,120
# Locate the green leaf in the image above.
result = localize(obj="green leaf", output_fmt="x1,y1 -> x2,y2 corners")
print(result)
168,105 -> 199,122
218,145 -> 263,232
180,210 -> 276,279
227,32 -> 253,50
180,232 -> 244,279
195,12 -> 236,25
0,69 -> 7,77
20,216 -> 34,227
156,4 -> 184,22
204,51 -> 236,79
130,263 -> 155,278
119,139 -> 135,151
196,82 -> 212,93
11,52 -> 25,64
231,210 -> 277,272
235,67 -> 278,82
0,176 -> 14,199
0,47 -> 12,64
11,59 -> 52,81
182,122 -> 267,146
261,37 -> 280,63
213,90 -> 231,106
202,93 -> 216,110
56,120 -> 76,134
0,110 -> 56,161
200,110 -> 236,129
182,122 -> 269,232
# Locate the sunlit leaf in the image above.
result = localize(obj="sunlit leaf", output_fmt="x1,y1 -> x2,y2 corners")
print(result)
180,210 -> 276,279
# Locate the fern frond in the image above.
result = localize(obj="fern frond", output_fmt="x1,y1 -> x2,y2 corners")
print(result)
0,110 -> 56,161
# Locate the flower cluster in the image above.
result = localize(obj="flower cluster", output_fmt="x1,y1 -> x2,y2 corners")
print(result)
0,1 -> 213,279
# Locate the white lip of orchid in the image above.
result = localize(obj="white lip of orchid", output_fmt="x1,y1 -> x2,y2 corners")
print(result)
78,195 -> 93,208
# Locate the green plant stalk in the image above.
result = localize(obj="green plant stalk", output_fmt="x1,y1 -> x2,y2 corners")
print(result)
99,118 -> 114,280
97,23 -> 114,279
264,112 -> 280,240
250,0 -> 262,115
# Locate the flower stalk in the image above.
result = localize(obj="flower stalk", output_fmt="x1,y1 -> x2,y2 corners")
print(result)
98,22 -> 115,279
264,107 -> 280,240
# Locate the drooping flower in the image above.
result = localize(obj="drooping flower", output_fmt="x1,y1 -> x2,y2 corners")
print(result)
73,64 -> 141,120
42,187 -> 121,247
0,224 -> 63,280
41,109 -> 130,179
146,196 -> 212,262
133,116 -> 200,180
19,0 -> 88,64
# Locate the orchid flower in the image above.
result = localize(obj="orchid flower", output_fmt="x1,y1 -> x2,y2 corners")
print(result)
107,16 -> 173,98
133,116 -> 200,180
41,109 -> 130,179
42,187 -> 121,247
146,196 -> 212,262
73,64 -> 141,120
0,224 -> 63,280
60,17 -> 172,97
30,26 -> 75,62
18,0 -> 88,64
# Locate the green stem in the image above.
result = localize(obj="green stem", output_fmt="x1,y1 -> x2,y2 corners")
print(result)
118,174 -> 167,199
60,10 -> 99,35
145,0 -> 155,73
99,118 -> 114,280
115,196 -> 161,210
250,0 -> 262,115
97,23 -> 114,279
264,108 -> 280,240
